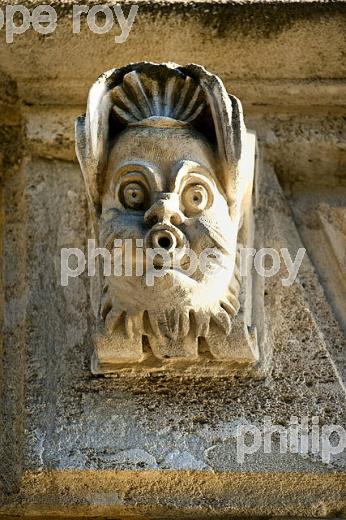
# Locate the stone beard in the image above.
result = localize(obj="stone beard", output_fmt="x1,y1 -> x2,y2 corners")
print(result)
76,63 -> 260,372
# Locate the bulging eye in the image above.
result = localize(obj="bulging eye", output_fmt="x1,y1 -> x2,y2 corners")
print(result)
121,182 -> 148,210
181,183 -> 210,216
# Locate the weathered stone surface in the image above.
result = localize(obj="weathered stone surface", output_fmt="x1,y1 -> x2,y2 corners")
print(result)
0,1 -> 345,517
76,62 -> 261,373
1,157 -> 345,515
0,1 -> 345,107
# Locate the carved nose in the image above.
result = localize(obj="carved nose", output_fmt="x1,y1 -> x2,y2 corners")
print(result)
144,195 -> 185,251
144,195 -> 184,227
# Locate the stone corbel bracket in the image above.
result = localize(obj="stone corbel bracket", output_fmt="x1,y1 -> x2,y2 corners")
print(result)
76,62 -> 264,376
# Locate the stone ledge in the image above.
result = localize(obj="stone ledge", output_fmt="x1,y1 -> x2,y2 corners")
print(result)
0,1 -> 345,104
1,470 -> 345,518
13,79 -> 346,108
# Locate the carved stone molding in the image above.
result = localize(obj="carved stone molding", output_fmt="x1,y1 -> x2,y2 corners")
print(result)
76,62 -> 263,374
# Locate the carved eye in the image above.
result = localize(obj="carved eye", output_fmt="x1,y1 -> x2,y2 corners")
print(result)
121,182 -> 148,210
181,183 -> 210,216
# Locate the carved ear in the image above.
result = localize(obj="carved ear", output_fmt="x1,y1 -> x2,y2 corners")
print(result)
75,74 -> 114,215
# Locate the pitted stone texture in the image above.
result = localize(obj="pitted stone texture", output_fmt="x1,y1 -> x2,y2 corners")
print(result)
0,156 -> 345,516
9,161 -> 342,479
0,2 -> 345,516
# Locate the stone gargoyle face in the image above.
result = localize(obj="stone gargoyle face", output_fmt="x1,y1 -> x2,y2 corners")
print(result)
99,122 -> 241,340
76,63 -> 259,369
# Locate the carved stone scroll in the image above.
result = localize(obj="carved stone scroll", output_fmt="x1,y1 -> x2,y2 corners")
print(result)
76,62 -> 262,374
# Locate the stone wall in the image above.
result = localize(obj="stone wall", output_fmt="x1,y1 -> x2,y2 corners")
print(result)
0,1 -> 345,517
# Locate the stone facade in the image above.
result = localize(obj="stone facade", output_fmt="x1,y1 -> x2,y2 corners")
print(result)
0,1 -> 345,518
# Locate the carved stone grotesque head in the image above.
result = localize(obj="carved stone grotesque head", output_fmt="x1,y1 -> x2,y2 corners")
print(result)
76,63 -> 260,374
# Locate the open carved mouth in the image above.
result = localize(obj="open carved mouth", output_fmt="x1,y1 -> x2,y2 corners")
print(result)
145,223 -> 187,252
150,250 -> 191,270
